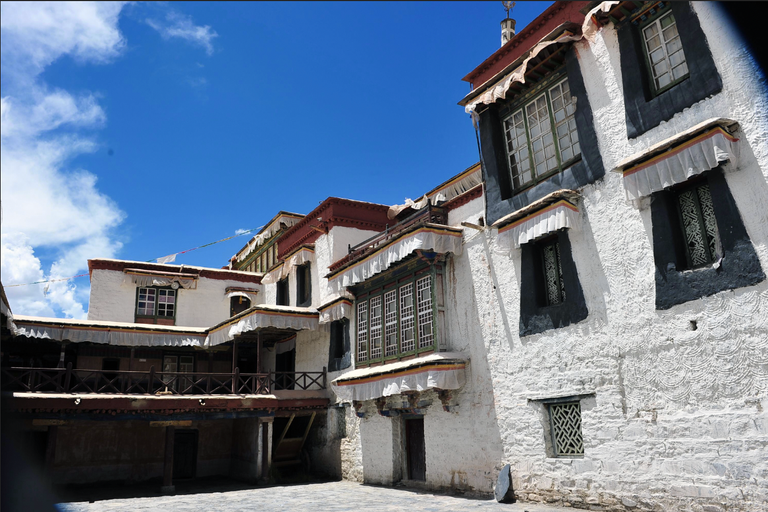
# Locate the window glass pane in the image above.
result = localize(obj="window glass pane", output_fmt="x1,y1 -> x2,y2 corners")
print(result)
357,302 -> 368,361
369,296 -> 382,359
503,107 -> 532,189
137,288 -> 156,315
384,290 -> 398,357
548,79 -> 580,165
416,277 -> 434,349
399,283 -> 415,353
644,13 -> 688,91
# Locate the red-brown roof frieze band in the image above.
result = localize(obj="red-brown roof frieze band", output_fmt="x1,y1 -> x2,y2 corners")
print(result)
88,259 -> 262,283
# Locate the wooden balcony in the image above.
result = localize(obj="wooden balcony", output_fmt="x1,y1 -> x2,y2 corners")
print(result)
1,364 -> 327,397
328,204 -> 448,274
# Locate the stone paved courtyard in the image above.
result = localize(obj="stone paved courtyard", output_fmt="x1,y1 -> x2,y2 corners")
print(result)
58,481 -> 569,512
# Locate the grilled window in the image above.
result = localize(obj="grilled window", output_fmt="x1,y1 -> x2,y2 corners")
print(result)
549,402 -> 584,457
675,182 -> 720,269
641,10 -> 688,93
540,239 -> 566,306
503,77 -> 580,191
356,274 -> 435,363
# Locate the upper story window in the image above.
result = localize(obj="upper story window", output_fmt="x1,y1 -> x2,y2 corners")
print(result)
538,237 -> 566,306
296,263 -> 311,307
502,77 -> 580,192
356,273 -> 436,365
641,9 -> 688,94
276,277 -> 290,306
230,295 -> 251,317
136,287 -> 176,324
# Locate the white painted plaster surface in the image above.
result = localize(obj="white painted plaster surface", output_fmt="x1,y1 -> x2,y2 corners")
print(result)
87,269 -> 263,328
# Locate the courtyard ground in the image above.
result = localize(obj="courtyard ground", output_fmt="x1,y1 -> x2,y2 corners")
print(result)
58,480 -> 570,512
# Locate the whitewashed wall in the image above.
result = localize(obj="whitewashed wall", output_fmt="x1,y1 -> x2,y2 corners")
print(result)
87,268 -> 263,328
461,3 -> 768,510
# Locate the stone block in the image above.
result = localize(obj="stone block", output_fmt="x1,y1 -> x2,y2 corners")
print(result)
621,497 -> 638,508
494,464 -> 514,503
574,460 -> 597,474
669,485 -> 716,498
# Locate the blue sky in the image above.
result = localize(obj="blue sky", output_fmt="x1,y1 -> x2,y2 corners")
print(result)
1,1 -> 551,318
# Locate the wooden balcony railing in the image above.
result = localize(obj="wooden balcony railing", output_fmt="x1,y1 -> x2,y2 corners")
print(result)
1,364 -> 327,396
328,204 -> 448,274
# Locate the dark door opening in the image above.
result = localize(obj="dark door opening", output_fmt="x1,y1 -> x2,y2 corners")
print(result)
230,295 -> 251,317
173,430 -> 198,480
274,348 -> 295,390
405,417 -> 426,481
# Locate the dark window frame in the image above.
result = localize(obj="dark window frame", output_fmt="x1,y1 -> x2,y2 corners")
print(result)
617,1 -> 722,138
519,230 -> 588,336
650,168 -> 765,309
479,48 -> 605,225
296,262 -> 312,307
328,318 -> 351,372
636,4 -> 690,97
230,295 -> 251,317
276,277 -> 290,306
135,286 -> 177,323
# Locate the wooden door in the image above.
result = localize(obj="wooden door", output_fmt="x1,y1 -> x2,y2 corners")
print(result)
405,417 -> 426,481
173,430 -> 198,480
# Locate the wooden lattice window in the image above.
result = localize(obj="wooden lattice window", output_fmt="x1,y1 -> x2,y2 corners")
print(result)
549,402 -> 584,457
502,76 -> 580,192
355,270 -> 437,364
356,302 -> 368,362
136,287 -> 176,323
675,182 -> 720,269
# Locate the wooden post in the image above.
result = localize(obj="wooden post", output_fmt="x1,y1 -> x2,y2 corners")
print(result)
161,426 -> 175,493
208,352 -> 214,373
44,425 -> 58,477
148,365 -> 156,395
261,421 -> 269,482
257,331 -> 262,373
129,348 -> 135,371
322,366 -> 327,389
57,343 -> 66,368
231,338 -> 238,394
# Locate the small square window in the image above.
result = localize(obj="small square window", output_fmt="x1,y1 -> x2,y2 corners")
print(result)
136,287 -> 176,324
549,402 -> 584,457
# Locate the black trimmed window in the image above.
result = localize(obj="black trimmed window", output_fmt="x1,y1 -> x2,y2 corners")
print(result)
296,262 -> 312,307
230,295 -> 251,317
650,168 -> 764,310
276,278 -> 290,306
539,237 -> 566,306
639,7 -> 689,95
502,76 -> 580,192
549,401 -> 584,457
136,287 -> 176,323
356,273 -> 436,365
673,180 -> 720,270
328,319 -> 351,372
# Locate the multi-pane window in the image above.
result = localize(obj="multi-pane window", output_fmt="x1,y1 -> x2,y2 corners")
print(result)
549,402 -> 584,457
136,287 -> 176,319
540,239 -> 566,306
503,77 -> 580,191
356,275 -> 435,363
642,10 -> 688,93
675,182 -> 720,269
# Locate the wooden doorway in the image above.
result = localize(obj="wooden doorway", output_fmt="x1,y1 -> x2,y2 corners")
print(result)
405,417 -> 426,481
173,430 -> 198,480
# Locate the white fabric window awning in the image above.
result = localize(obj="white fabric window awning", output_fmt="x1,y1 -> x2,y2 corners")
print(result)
205,305 -> 319,347
619,126 -> 740,201
123,269 -> 198,290
331,352 -> 467,402
261,246 -> 315,285
495,199 -> 579,250
318,296 -> 353,325
11,316 -> 207,347
327,225 -> 463,294
227,291 -> 257,301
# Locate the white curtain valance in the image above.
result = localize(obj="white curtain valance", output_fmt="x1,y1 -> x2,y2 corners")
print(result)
227,291 -> 257,302
622,128 -> 740,201
430,169 -> 482,203
496,200 -> 579,250
205,306 -> 319,347
318,298 -> 353,325
13,321 -> 206,347
124,274 -> 197,290
328,226 -> 463,294
331,353 -> 467,402
261,247 -> 315,285
275,336 -> 296,354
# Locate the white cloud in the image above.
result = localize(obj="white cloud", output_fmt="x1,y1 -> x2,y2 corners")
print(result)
235,228 -> 249,235
146,12 -> 218,56
1,1 -> 128,318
